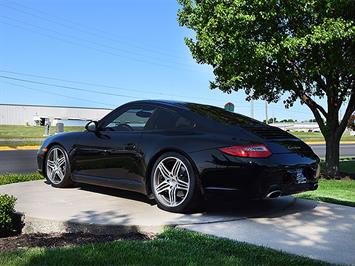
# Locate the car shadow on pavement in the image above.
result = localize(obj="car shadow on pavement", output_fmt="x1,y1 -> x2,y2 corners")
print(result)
76,182 -> 316,219
78,184 -> 155,205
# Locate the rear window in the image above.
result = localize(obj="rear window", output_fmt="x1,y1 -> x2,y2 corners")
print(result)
145,108 -> 196,130
185,103 -> 263,127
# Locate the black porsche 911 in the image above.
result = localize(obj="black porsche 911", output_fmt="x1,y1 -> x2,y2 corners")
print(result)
37,100 -> 319,212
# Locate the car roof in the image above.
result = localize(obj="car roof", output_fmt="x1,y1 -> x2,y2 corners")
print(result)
128,100 -> 189,110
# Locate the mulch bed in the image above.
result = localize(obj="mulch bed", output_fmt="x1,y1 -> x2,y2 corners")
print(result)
0,232 -> 152,251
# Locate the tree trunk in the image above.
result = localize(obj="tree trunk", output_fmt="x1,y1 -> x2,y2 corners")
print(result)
324,134 -> 341,178
323,93 -> 343,178
299,86 -> 354,179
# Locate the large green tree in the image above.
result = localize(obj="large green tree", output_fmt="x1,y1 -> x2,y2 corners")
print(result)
178,0 -> 355,177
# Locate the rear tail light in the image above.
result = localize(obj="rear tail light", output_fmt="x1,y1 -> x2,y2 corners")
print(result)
219,144 -> 272,158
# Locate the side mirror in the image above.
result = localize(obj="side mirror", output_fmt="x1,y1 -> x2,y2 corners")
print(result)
85,121 -> 98,132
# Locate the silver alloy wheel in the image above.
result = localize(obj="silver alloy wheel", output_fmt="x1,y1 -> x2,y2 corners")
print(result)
153,156 -> 190,207
46,147 -> 67,185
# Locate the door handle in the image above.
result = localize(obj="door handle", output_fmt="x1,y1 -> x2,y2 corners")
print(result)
125,143 -> 136,150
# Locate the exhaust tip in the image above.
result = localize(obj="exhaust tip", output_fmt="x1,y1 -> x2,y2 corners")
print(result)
265,190 -> 282,199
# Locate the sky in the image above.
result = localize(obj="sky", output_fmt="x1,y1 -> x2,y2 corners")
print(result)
0,0 -> 344,122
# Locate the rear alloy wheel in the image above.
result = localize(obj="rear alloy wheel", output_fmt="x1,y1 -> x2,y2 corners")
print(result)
45,145 -> 73,188
152,152 -> 201,213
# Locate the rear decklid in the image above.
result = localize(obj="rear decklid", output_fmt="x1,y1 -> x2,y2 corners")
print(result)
241,125 -> 315,155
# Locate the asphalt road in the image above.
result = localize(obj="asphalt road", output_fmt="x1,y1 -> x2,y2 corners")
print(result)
309,144 -> 355,158
0,150 -> 38,174
0,144 -> 354,174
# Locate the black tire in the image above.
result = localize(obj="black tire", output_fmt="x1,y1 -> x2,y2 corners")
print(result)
151,152 -> 202,213
45,145 -> 73,188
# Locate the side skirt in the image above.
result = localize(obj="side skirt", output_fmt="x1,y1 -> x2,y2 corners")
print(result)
71,173 -> 147,195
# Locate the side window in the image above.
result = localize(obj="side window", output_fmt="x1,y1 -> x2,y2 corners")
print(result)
102,107 -> 156,131
145,108 -> 196,130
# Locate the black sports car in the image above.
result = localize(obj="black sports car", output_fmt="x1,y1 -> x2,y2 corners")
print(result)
37,100 -> 319,212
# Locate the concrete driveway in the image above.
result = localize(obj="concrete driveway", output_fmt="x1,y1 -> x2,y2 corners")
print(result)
181,199 -> 355,265
0,180 -> 354,265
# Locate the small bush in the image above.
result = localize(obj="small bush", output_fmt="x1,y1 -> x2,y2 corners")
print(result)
0,194 -> 17,237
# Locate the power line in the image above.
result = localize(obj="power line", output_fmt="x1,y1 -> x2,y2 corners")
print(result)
3,77 -> 303,119
0,80 -> 117,107
0,19 -> 195,72
0,77 -> 253,111
0,1 -> 188,61
0,71 -> 234,104
0,74 -> 309,114
0,75 -> 142,100
0,70 -> 165,96
0,15 -> 193,68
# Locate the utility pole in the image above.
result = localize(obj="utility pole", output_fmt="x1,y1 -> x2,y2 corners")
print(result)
250,89 -> 255,119
265,100 -> 268,124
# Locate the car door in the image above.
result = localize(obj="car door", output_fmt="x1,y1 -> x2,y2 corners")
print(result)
72,104 -> 157,193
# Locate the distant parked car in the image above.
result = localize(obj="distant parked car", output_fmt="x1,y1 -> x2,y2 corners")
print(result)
37,100 -> 319,213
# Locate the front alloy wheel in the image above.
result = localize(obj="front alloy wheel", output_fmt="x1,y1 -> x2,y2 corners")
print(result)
152,152 -> 201,213
45,145 -> 73,188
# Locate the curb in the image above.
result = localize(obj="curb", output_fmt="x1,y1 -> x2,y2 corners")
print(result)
20,215 -> 251,236
0,146 -> 40,151
21,215 -> 164,235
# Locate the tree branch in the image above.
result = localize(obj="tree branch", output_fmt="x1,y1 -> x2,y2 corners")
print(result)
299,92 -> 328,118
315,74 -> 327,91
300,94 -> 327,135
337,92 -> 355,138
286,60 -> 328,119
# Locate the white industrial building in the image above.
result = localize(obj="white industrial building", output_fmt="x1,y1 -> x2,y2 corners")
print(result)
270,122 -> 321,132
0,104 -> 112,126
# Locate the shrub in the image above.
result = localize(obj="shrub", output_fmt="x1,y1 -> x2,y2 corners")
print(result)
0,194 -> 17,237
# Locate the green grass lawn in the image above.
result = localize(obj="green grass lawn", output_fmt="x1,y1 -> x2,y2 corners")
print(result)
0,228 -> 328,266
0,140 -> 43,147
0,125 -> 84,139
0,173 -> 43,186
291,131 -> 355,142
335,159 -> 355,173
297,179 -> 355,207
320,159 -> 355,174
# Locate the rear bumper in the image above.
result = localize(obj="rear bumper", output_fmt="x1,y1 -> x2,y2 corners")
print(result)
204,181 -> 318,200
190,149 -> 319,199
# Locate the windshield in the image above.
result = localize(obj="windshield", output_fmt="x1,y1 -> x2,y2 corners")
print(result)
185,103 -> 264,127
